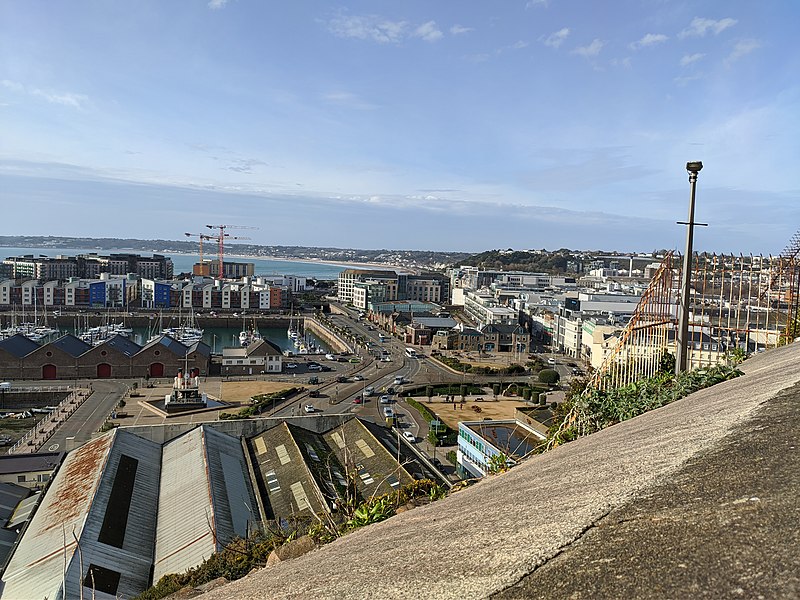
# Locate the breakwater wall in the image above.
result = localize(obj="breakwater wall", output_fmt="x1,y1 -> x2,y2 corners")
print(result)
303,318 -> 351,354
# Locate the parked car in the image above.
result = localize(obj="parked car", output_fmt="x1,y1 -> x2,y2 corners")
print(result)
304,404 -> 315,413
308,376 -> 319,384
286,363 -> 298,369
402,431 -> 416,443
352,396 -> 363,404
309,390 -> 320,398
308,364 -> 322,371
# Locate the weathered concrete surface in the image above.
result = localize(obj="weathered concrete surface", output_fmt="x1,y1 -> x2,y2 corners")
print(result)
198,344 -> 800,600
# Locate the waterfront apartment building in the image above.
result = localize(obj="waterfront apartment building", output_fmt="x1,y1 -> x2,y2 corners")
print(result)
0,277 -> 290,311
338,269 -> 399,305
342,269 -> 449,309
2,253 -> 173,281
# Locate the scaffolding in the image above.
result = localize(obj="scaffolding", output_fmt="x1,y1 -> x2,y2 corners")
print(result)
588,251 -> 800,391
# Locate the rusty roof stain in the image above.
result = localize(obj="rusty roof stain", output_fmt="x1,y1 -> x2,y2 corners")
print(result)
40,431 -> 114,532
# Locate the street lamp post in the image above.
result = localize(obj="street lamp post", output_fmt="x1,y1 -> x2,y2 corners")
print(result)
676,161 -> 705,374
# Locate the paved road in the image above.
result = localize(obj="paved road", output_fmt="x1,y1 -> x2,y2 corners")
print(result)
43,380 -> 129,452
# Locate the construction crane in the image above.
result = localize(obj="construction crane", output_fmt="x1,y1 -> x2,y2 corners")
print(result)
205,224 -> 258,278
184,232 -> 215,276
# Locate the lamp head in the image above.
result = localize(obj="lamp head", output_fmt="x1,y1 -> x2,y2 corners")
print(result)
686,161 -> 703,174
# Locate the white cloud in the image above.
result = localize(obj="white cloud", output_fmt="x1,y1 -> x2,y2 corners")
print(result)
679,17 -> 737,39
572,39 -> 605,58
512,40 -> 529,50
726,39 -> 760,65
1,80 -> 24,93
329,15 -> 407,44
413,21 -> 443,43
630,33 -> 668,50
2,79 -> 88,109
680,53 -> 705,67
208,0 -> 228,9
541,27 -> 570,49
450,25 -> 473,36
674,73 -> 704,87
322,91 -> 377,111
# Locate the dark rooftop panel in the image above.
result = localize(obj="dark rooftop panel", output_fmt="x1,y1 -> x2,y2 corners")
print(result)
0,334 -> 39,358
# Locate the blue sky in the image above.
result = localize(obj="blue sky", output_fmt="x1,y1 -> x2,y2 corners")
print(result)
1,1 -> 797,254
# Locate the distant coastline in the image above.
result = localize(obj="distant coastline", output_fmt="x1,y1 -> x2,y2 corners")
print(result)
0,245 -> 404,276
223,253 -> 405,272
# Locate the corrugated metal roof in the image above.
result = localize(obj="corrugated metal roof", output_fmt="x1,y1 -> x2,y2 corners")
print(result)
51,333 -> 92,357
154,425 -> 258,582
0,334 -> 39,358
0,430 -> 162,600
101,334 -> 142,357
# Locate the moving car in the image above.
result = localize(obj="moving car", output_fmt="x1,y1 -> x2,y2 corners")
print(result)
304,404 -> 315,413
352,396 -> 363,404
353,375 -> 365,381
379,395 -> 391,404
364,386 -> 374,397
383,407 -> 394,419
308,363 -> 322,371
402,431 -> 416,443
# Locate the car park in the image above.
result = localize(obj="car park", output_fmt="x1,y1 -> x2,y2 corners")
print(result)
402,431 -> 416,443
379,395 -> 391,404
304,404 -> 315,413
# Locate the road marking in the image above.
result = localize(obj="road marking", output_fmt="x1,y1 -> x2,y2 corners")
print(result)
48,443 -> 59,451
